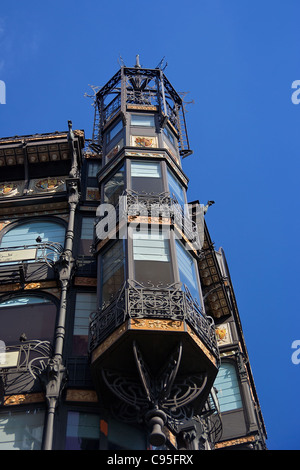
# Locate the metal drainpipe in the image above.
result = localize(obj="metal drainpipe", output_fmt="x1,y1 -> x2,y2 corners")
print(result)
42,124 -> 80,450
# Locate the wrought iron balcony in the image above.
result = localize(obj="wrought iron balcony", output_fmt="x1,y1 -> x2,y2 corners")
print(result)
0,242 -> 64,285
94,190 -> 201,251
0,340 -> 52,400
88,281 -> 219,361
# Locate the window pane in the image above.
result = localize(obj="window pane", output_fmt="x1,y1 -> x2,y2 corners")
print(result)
72,293 -> 97,356
131,161 -> 163,194
133,230 -> 173,286
133,232 -> 170,262
131,161 -> 161,178
103,166 -> 124,206
163,126 -> 176,146
81,218 -> 95,240
131,114 -> 155,127
176,240 -> 200,304
88,161 -> 101,177
0,220 -> 65,263
214,364 -> 243,412
79,218 -> 95,256
167,168 -> 185,206
106,120 -> 123,143
0,220 -> 65,248
0,409 -> 45,450
0,295 -> 57,346
101,241 -> 125,305
65,411 -> 100,450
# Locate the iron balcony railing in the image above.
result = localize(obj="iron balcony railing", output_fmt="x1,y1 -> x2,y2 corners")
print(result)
95,190 -> 201,251
0,340 -> 52,399
88,282 -> 219,361
0,242 -> 64,285
0,242 -> 64,265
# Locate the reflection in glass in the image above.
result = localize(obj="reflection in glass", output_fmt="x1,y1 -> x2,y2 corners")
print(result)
101,240 -> 125,306
103,165 -> 125,207
65,411 -> 100,450
0,295 -> 57,346
176,240 -> 200,304
0,409 -> 45,450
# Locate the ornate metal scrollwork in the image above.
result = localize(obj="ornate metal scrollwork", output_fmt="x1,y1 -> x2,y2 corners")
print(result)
101,340 -> 208,446
0,340 -> 53,395
88,281 -> 219,360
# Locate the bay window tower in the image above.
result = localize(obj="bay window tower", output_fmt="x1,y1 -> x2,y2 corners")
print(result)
88,57 -> 220,449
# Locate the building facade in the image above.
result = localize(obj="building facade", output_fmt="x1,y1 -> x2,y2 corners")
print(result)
0,60 -> 267,450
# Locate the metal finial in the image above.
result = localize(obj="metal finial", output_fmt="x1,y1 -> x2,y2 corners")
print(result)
135,54 -> 141,68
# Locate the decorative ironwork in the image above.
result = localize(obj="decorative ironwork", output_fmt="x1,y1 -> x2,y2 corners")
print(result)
101,340 -> 208,446
94,190 -> 201,251
0,340 -> 52,395
88,281 -> 219,360
195,388 -> 223,445
86,61 -> 192,157
0,241 -> 64,267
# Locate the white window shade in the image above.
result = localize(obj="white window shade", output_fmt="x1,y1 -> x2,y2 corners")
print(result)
131,162 -> 161,178
133,232 -> 170,262
214,363 -> 243,412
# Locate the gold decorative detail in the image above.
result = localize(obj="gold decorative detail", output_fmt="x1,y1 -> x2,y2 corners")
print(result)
65,390 -> 98,403
215,435 -> 256,449
131,136 -> 157,148
74,277 -> 97,286
216,327 -> 226,340
0,280 -> 58,293
127,105 -> 157,111
0,182 -> 18,197
215,323 -> 232,346
86,188 -> 100,201
130,318 -> 184,331
34,177 -> 65,192
4,393 -> 45,406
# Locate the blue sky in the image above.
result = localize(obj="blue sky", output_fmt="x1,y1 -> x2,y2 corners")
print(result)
1,0 -> 300,450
